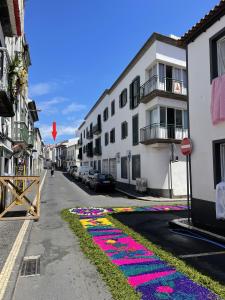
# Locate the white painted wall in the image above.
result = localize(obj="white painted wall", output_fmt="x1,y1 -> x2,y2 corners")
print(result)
188,15 -> 225,203
80,37 -> 187,195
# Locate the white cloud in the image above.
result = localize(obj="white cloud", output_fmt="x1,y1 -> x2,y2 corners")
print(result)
62,103 -> 86,115
40,120 -> 82,141
38,97 -> 67,113
29,82 -> 55,97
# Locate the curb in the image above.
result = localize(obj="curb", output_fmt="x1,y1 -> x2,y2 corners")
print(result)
169,218 -> 225,244
115,188 -> 187,203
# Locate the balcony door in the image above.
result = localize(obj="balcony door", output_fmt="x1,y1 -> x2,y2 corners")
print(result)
166,66 -> 173,92
167,108 -> 175,138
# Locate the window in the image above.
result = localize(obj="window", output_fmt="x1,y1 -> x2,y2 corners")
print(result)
121,121 -> 128,139
159,63 -> 165,84
4,158 -> 9,174
103,108 -> 108,121
121,157 -> 128,179
160,107 -> 166,126
98,160 -> 101,173
150,107 -> 158,125
130,76 -> 140,109
83,130 -> 85,138
132,114 -> 139,145
105,132 -> 109,146
111,100 -> 115,116
210,28 -> 225,80
217,37 -> 225,77
119,89 -> 127,108
83,146 -> 86,153
110,128 -> 115,143
182,69 -> 187,89
213,139 -> 225,187
132,155 -> 141,180
183,111 -> 188,129
176,110 -> 182,127
90,123 -> 93,136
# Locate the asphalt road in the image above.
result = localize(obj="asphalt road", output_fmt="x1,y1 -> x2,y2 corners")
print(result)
12,170 -> 168,300
114,211 -> 225,285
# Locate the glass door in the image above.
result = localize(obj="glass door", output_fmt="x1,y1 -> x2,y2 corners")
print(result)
167,108 -> 175,138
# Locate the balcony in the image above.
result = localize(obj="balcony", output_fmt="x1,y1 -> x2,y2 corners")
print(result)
13,122 -> 29,144
86,142 -> 93,158
93,123 -> 101,135
93,146 -> 102,156
0,48 -> 14,117
140,75 -> 187,104
87,131 -> 93,140
140,123 -> 188,145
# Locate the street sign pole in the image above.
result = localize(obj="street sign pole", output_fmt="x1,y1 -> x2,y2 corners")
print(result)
181,138 -> 192,224
186,155 -> 190,223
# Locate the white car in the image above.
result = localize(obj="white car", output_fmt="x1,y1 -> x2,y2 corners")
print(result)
82,169 -> 100,185
73,166 -> 93,181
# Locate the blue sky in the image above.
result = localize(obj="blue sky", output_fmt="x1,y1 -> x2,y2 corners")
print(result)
26,0 -> 219,144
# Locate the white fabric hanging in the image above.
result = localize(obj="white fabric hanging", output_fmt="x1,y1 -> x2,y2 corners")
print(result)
216,181 -> 225,220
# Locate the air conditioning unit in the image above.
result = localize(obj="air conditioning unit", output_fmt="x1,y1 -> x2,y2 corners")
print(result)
136,178 -> 147,192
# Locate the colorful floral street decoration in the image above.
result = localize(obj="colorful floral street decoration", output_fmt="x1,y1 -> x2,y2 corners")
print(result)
69,206 -> 219,300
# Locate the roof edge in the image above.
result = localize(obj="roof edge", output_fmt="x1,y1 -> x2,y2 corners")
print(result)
180,1 -> 225,45
78,32 -> 184,131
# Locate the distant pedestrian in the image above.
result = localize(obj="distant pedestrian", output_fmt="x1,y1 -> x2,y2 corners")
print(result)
51,165 -> 55,177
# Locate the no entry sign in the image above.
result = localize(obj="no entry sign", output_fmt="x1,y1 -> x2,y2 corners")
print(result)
181,138 -> 192,156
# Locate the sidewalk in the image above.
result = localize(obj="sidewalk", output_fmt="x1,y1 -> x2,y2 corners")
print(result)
115,183 -> 187,203
0,171 -> 46,300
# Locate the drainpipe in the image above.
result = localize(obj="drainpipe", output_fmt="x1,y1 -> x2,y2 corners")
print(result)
186,46 -> 193,218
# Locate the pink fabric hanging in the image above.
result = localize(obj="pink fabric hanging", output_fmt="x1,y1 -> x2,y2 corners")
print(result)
211,73 -> 225,125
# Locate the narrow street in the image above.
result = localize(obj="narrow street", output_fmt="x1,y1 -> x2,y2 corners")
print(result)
11,170 -> 160,300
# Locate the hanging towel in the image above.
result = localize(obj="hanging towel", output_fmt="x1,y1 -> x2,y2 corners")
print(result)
216,181 -> 225,220
211,73 -> 225,125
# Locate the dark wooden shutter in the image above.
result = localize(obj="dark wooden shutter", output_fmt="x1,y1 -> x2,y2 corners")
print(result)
130,83 -> 133,109
132,115 -> 139,145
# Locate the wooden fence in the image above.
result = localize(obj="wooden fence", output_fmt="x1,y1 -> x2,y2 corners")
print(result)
0,176 -> 40,221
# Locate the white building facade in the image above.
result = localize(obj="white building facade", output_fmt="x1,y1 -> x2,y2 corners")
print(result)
65,138 -> 80,170
182,1 -> 225,232
78,33 -> 188,198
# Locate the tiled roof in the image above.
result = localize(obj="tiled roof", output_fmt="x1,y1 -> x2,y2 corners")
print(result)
180,0 -> 225,45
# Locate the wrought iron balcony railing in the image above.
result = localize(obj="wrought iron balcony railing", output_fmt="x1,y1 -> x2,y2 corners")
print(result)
87,131 -> 93,139
140,123 -> 188,144
140,75 -> 187,100
93,146 -> 102,156
93,123 -> 101,135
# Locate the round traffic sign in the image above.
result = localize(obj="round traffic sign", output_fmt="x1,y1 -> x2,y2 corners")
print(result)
181,138 -> 192,156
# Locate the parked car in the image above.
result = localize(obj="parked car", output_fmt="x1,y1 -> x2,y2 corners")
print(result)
67,165 -> 77,175
83,169 -> 100,185
89,173 -> 115,192
73,166 -> 93,181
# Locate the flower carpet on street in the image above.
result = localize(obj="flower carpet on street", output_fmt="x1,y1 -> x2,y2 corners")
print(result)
69,206 -> 219,300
